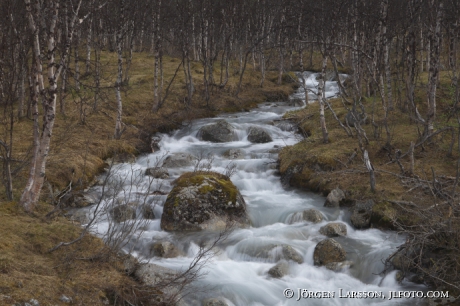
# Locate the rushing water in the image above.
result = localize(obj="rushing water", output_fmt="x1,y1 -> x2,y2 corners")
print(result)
82,72 -> 426,305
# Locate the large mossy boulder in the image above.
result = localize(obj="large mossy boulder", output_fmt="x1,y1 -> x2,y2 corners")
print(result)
313,238 -> 346,266
247,126 -> 272,143
160,172 -> 249,231
197,120 -> 236,143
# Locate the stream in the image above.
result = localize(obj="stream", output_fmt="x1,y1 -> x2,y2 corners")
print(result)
81,72 -> 426,305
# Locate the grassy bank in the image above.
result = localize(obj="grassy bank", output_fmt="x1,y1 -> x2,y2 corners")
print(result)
0,52 -> 296,305
278,69 -> 460,291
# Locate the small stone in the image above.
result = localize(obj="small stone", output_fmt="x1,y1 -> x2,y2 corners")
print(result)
319,222 -> 347,237
324,188 -> 345,207
302,209 -> 324,223
281,245 -> 304,264
268,261 -> 289,278
350,200 -> 374,229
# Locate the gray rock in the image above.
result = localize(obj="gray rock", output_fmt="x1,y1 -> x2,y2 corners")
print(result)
273,120 -> 297,132
319,222 -> 347,237
161,172 -> 249,231
145,167 -> 169,179
281,245 -> 304,264
123,254 -> 139,275
247,126 -> 272,143
302,209 -> 324,223
141,204 -> 156,219
109,204 -> 136,223
197,120 -> 236,143
150,241 -> 183,258
162,153 -> 195,168
268,260 -> 289,278
350,200 -> 374,229
202,298 -> 228,306
325,260 -> 353,271
391,251 -> 412,271
313,238 -> 347,266
238,244 -> 303,264
222,149 -> 243,159
324,188 -> 345,207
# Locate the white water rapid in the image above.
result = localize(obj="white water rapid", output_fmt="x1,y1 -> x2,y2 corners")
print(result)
81,72 -> 426,305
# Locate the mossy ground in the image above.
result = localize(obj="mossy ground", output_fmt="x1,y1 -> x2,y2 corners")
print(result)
0,51 -> 296,304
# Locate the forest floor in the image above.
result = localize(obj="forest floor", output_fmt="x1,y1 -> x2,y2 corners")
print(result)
0,51 -> 296,305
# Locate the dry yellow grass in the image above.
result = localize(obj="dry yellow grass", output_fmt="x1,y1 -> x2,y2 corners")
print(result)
0,51 -> 296,304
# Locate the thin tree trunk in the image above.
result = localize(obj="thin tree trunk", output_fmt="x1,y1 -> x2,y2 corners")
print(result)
318,55 -> 329,143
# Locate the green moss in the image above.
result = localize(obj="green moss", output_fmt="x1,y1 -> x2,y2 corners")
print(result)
174,171 -> 238,203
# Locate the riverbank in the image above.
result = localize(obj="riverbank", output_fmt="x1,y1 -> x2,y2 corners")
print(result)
278,70 -> 460,295
0,52 -> 297,305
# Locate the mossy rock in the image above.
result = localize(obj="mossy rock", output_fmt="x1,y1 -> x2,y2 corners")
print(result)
160,171 -> 249,231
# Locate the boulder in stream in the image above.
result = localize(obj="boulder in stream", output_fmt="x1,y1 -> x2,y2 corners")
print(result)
247,126 -> 272,143
324,188 -> 345,207
238,243 -> 303,264
160,172 -> 249,231
268,260 -> 289,278
197,120 -> 236,143
350,200 -> 374,229
222,148 -> 243,159
313,238 -> 346,266
162,153 -> 195,168
325,260 -> 354,271
302,208 -> 324,223
109,204 -> 136,223
319,222 -> 347,237
150,241 -> 183,258
145,166 -> 169,179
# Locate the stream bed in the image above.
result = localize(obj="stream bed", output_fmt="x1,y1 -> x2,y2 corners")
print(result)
81,72 -> 426,305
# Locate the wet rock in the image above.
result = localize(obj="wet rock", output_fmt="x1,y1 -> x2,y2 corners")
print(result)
202,298 -> 228,306
247,126 -> 272,143
141,204 -> 156,219
313,238 -> 346,266
324,188 -> 345,207
239,244 -> 303,264
109,204 -> 136,223
325,260 -> 353,271
222,149 -> 243,159
161,172 -> 249,231
273,120 -> 298,132
145,167 -> 169,179
123,254 -> 139,275
319,222 -> 347,237
302,209 -> 324,223
197,120 -> 236,143
391,251 -> 412,271
350,200 -> 374,229
281,245 -> 304,264
150,241 -> 183,258
162,152 -> 195,168
268,260 -> 289,278
150,136 -> 161,152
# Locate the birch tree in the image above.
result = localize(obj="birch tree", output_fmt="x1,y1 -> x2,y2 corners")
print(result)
20,0 -> 82,211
